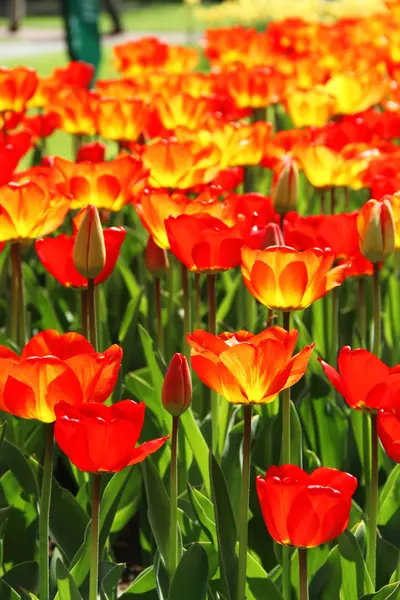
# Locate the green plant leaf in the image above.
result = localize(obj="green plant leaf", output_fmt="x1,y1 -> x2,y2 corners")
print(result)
56,560 -> 83,600
2,561 -> 39,595
0,579 -> 21,600
100,561 -> 125,600
246,551 -> 284,600
361,582 -> 400,599
210,452 -> 238,600
180,408 -> 210,497
169,543 -> 208,600
1,440 -> 39,498
119,566 -> 157,598
378,464 -> 400,525
187,483 -> 217,548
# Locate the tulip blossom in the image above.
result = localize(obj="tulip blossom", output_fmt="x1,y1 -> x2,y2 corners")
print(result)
187,327 -> 314,405
96,98 -> 148,143
54,400 -> 168,472
73,205 -> 106,280
378,411 -> 400,463
145,236 -> 169,276
52,88 -> 100,136
53,155 -> 148,211
0,330 -> 122,422
241,246 -> 348,311
286,88 -> 336,128
162,353 -> 192,416
0,180 -> 70,243
77,142 -> 106,163
271,158 -> 299,215
318,347 -> 400,412
0,66 -> 38,113
357,198 -> 395,263
257,465 -> 357,547
35,209 -> 125,289
166,213 -> 270,273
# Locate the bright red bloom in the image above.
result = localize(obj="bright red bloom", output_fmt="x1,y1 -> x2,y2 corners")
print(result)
162,353 -> 192,416
0,330 -> 122,422
21,112 -> 60,140
0,130 -> 33,185
35,209 -> 125,288
54,400 -> 168,472
256,465 -> 357,548
166,213 -> 269,273
77,142 -> 106,163
378,411 -> 400,463
318,346 -> 400,412
187,327 -> 313,405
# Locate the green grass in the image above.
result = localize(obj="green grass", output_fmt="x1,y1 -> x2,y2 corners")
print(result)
0,3 -> 204,34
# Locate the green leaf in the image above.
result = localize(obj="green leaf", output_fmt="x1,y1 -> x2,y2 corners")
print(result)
100,562 -> 125,600
0,579 -> 21,600
210,452 -> 238,600
290,401 -> 303,468
338,529 -> 374,598
180,408 -> 210,497
246,551 -> 284,600
217,273 -> 242,323
119,566 -> 157,597
1,440 -> 39,498
138,325 -> 164,399
313,399 -> 348,469
119,293 -> 144,343
361,582 -> 400,600
187,484 -> 217,548
378,464 -> 400,525
169,544 -> 208,600
56,560 -> 83,600
141,457 -> 182,572
2,561 -> 39,595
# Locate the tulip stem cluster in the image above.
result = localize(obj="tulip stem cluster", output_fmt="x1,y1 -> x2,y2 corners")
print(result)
237,405 -> 252,600
10,243 -> 26,348
298,549 -> 309,600
89,474 -> 102,600
39,423 -> 54,600
169,415 -> 179,575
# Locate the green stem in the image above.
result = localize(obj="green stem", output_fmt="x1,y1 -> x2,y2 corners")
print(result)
10,245 -> 19,346
299,549 -> 309,600
155,277 -> 165,356
195,274 -> 201,329
367,413 -> 378,589
81,289 -> 89,339
208,275 -> 220,458
344,187 -> 350,212
372,265 -> 381,357
358,278 -> 366,347
169,416 -> 179,575
363,411 -> 371,509
330,187 -> 336,214
182,265 -> 191,359
237,405 -> 252,600
39,424 -> 54,600
330,288 -> 339,368
87,279 -> 98,351
282,310 -> 291,600
167,252 -> 175,359
89,474 -> 101,600
10,243 -> 26,347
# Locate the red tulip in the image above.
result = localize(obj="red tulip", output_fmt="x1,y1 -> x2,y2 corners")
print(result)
378,410 -> 400,463
162,353 -> 192,416
256,465 -> 357,547
54,400 -> 169,472
35,208 -> 126,288
77,142 -> 106,163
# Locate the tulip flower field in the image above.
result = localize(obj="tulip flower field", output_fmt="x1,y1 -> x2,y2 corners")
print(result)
3,4 -> 400,600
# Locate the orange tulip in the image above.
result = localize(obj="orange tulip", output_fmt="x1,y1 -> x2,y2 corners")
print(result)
323,73 -> 390,116
96,98 -> 148,143
241,246 -> 349,311
286,88 -> 336,128
223,66 -> 282,109
357,198 -> 395,262
153,92 -> 215,131
52,88 -> 100,136
0,329 -> 122,422
176,121 -> 271,170
113,37 -> 198,76
142,139 -> 220,189
0,67 -> 38,114
29,61 -> 94,109
0,180 -> 70,243
53,155 -> 148,211
187,327 -> 314,405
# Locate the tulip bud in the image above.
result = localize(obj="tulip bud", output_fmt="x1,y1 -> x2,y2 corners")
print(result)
145,236 -> 169,277
272,159 -> 299,215
162,353 -> 192,417
357,198 -> 395,263
262,222 -> 285,248
73,205 -> 106,279
77,142 -> 106,163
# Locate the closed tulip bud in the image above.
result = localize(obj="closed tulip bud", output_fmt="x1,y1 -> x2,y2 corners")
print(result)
162,353 -> 192,417
272,159 -> 299,215
73,205 -> 106,279
357,198 -> 395,263
77,142 -> 106,163
262,222 -> 285,248
145,236 -> 169,277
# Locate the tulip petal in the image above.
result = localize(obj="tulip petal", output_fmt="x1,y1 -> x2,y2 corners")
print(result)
22,329 -> 94,360
128,436 -> 169,465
